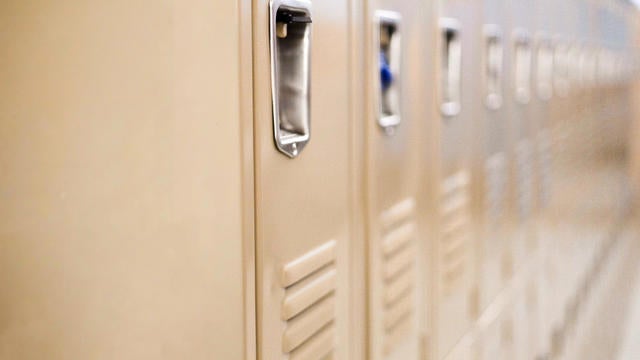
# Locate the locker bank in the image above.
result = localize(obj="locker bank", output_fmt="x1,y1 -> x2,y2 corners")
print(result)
2,0 -> 640,359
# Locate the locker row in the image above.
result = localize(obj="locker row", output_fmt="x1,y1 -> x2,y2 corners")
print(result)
255,0 -> 639,358
1,0 -> 639,359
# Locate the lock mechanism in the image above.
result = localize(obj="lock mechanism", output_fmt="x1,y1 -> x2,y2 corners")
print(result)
269,0 -> 312,158
374,11 -> 402,135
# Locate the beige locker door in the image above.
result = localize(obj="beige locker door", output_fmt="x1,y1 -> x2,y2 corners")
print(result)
530,0 -> 557,355
531,0 -> 555,216
436,1 -> 481,358
544,0 -> 577,340
507,0 -> 538,272
361,0 -> 434,359
0,1 -> 254,359
474,0 -> 512,314
252,0 -> 355,359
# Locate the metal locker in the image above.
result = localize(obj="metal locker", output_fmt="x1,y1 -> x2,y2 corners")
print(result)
536,0 -> 574,353
555,0 -> 593,343
566,0 -> 598,346
436,0 -> 482,358
528,1 -> 556,355
531,0 -> 555,219
473,0 -> 513,315
0,1 -> 254,359
542,0 -> 579,347
505,0 -> 538,274
361,0 -> 435,358
252,0 -> 356,358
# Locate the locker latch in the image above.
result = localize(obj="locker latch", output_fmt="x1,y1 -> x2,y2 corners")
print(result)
440,18 -> 462,117
513,29 -> 532,105
536,34 -> 553,101
374,11 -> 402,135
483,25 -> 503,110
269,0 -> 312,158
552,38 -> 570,98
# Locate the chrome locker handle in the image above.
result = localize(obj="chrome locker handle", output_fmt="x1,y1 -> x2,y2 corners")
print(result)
269,0 -> 312,158
553,38 -> 570,98
483,24 -> 504,110
536,34 -> 554,101
374,11 -> 402,135
513,29 -> 532,105
440,18 -> 462,117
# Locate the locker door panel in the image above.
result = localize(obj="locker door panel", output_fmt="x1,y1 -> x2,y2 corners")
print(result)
531,0 -> 557,354
437,0 -> 481,358
0,1 -> 253,359
253,0 -> 354,358
476,0 -> 513,314
507,0 -> 538,273
363,0 -> 433,358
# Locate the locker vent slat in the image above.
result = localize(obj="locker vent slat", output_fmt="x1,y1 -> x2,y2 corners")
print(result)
537,130 -> 553,208
380,198 -> 417,355
516,140 -> 533,220
485,152 -> 507,225
440,170 -> 471,294
281,240 -> 337,287
289,323 -> 335,360
281,240 -> 337,357
282,268 -> 337,321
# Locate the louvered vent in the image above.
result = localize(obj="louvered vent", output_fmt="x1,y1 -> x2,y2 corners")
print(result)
515,140 -> 533,220
537,130 -> 552,209
379,198 -> 417,355
440,171 -> 471,294
485,153 -> 507,225
280,240 -> 337,359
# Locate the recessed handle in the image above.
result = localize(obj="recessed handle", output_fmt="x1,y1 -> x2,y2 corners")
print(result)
536,35 -> 554,101
374,10 -> 402,135
513,29 -> 532,105
483,25 -> 503,110
269,0 -> 312,158
440,18 -> 462,117
553,38 -> 570,97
